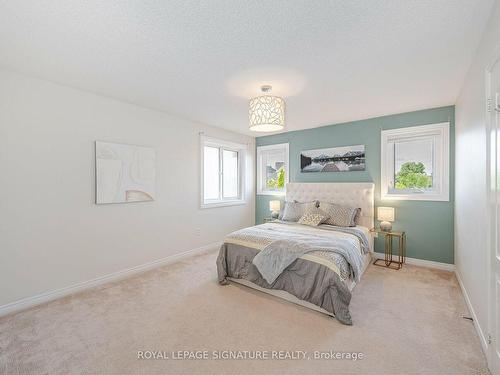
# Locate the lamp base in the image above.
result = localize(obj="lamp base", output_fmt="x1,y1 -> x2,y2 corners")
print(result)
271,211 -> 279,219
380,221 -> 392,232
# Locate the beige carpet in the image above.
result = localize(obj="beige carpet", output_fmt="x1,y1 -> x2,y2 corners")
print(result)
0,248 -> 489,375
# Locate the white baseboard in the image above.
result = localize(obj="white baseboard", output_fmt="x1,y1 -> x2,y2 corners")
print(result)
372,252 -> 455,271
454,269 -> 489,355
0,242 -> 222,318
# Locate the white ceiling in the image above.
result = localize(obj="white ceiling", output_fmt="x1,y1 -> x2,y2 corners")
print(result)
0,1 -> 494,136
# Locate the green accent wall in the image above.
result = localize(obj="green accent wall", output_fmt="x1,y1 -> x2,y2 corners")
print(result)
255,106 -> 455,264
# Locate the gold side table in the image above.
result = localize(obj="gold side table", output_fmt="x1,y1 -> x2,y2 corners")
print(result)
370,228 -> 406,270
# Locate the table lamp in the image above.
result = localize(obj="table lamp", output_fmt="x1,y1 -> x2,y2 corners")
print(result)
377,207 -> 395,232
269,200 -> 281,219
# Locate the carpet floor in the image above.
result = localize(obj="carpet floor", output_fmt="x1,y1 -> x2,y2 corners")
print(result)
0,248 -> 490,375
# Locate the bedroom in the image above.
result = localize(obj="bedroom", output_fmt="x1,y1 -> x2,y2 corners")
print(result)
0,1 -> 499,374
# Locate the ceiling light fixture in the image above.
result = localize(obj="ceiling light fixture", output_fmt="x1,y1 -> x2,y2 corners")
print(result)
248,85 -> 285,132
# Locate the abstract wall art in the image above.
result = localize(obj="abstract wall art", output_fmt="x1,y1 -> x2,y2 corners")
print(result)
95,141 -> 155,204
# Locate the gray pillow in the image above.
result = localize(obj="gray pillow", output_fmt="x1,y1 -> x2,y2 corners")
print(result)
354,208 -> 362,225
294,199 -> 319,207
281,201 -> 317,222
319,202 -> 359,227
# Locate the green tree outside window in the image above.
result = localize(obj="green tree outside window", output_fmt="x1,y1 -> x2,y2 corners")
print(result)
266,167 -> 286,190
395,162 -> 432,190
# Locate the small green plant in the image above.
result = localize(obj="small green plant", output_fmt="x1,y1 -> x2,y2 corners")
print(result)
277,167 -> 285,188
266,167 -> 286,190
395,162 -> 432,189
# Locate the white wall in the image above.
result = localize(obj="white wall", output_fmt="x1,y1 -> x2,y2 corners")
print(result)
455,0 -> 500,351
0,69 -> 255,307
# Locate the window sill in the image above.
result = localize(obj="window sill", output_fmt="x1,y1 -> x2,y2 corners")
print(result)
381,192 -> 449,202
200,200 -> 246,209
257,191 -> 286,196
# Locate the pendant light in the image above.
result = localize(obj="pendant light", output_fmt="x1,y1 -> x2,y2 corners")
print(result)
248,85 -> 285,132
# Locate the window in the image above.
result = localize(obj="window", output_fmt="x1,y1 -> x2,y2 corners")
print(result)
381,122 -> 450,201
201,136 -> 246,208
257,143 -> 289,195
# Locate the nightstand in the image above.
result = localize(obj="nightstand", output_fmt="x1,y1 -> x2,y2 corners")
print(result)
370,228 -> 406,270
263,218 -> 275,223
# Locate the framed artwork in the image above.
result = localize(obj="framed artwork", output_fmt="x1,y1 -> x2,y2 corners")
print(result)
300,145 -> 365,173
95,141 -> 155,204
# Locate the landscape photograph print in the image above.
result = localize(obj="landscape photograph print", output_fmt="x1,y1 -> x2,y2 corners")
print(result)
300,145 -> 365,173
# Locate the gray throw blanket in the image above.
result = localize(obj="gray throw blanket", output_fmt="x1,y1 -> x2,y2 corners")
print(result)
252,230 -> 364,285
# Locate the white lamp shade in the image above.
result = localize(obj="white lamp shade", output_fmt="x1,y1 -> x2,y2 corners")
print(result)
377,207 -> 395,222
269,200 -> 281,212
249,95 -> 285,132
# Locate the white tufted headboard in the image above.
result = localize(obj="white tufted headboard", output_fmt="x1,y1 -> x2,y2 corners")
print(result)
286,182 -> 375,229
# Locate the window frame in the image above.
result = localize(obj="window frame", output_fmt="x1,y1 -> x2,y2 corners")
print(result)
380,122 -> 450,201
200,136 -> 246,209
256,143 -> 289,196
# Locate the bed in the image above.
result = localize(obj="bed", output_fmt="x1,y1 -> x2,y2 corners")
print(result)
216,182 -> 374,325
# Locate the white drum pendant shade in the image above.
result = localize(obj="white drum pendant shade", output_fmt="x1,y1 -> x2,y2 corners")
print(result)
249,95 -> 285,132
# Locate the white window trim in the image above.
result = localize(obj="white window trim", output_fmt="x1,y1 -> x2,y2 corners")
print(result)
381,122 -> 450,201
257,143 -> 289,196
200,135 -> 246,209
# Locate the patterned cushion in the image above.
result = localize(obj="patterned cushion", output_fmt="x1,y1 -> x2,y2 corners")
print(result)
281,201 -> 317,222
298,207 -> 330,226
319,202 -> 359,227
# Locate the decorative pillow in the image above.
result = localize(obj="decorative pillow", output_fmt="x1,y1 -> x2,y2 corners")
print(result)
354,208 -> 362,225
319,202 -> 359,227
294,199 -> 319,207
298,207 -> 330,227
281,201 -> 317,222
